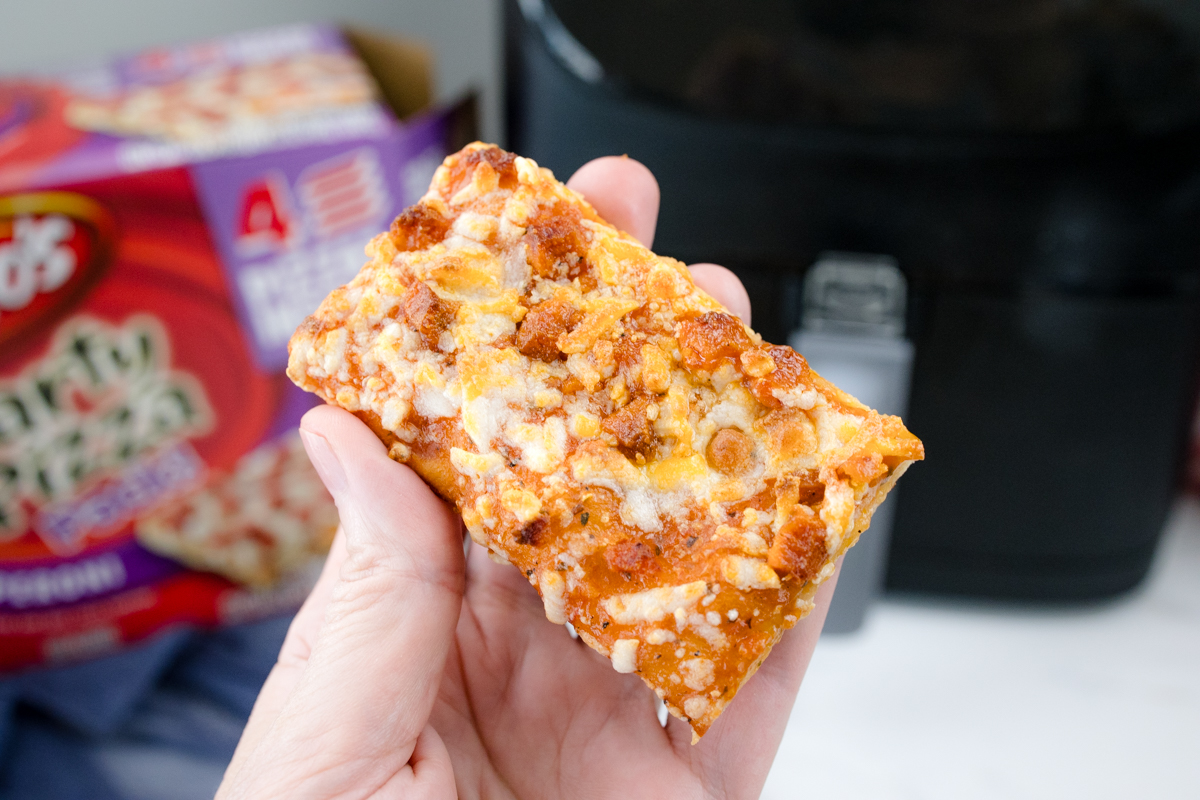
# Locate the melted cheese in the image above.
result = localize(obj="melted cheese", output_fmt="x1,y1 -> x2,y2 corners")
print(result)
603,581 -> 708,625
611,638 -> 639,673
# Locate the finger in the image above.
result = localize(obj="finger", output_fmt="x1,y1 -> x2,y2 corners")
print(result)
567,156 -> 660,246
690,263 -> 752,325
377,725 -> 457,800
277,527 -> 350,668
673,566 -> 841,795
465,539 -> 545,621
219,405 -> 464,797
565,159 -> 751,326
221,527 -> 349,781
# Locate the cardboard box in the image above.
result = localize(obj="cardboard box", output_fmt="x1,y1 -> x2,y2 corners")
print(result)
0,24 -> 470,671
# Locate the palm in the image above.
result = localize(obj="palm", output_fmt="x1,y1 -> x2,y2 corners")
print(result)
432,545 -> 705,800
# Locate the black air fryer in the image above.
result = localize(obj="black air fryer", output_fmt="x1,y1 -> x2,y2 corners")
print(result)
506,0 -> 1200,601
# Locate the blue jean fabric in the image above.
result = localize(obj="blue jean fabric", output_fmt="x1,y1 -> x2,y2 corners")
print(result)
0,615 -> 290,800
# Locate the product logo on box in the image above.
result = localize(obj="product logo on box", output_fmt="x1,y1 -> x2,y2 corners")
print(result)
0,193 -> 115,348
234,173 -> 296,256
217,146 -> 394,364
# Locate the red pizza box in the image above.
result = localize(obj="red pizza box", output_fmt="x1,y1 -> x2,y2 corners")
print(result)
0,24 -> 472,672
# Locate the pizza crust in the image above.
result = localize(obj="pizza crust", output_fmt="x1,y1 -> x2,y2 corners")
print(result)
287,143 -> 923,739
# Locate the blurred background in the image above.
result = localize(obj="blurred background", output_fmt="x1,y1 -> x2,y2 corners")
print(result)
0,0 -> 502,143
2,1 -> 1199,798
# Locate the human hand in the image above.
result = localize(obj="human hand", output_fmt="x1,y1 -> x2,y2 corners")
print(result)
216,157 -> 838,800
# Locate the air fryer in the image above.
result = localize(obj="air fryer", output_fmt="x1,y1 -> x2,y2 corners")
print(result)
506,0 -> 1200,601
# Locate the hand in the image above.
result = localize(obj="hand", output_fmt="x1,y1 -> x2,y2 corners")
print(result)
216,157 -> 838,800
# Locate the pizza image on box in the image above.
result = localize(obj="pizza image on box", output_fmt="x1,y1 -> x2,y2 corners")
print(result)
136,432 -> 338,589
287,143 -> 924,739
66,50 -> 378,145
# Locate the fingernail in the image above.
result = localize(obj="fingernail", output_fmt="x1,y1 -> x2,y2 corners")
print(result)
299,429 -> 348,496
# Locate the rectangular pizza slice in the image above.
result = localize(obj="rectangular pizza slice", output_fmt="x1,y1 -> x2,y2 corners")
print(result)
287,143 -> 924,739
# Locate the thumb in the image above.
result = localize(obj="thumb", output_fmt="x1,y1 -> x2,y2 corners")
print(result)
221,405 -> 463,799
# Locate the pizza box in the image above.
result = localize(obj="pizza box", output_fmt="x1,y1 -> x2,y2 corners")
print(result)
0,23 -> 473,672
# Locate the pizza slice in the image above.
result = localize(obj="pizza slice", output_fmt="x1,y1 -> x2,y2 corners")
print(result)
287,143 -> 923,739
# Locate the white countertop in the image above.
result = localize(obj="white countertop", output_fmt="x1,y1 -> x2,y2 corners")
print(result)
764,498 -> 1200,800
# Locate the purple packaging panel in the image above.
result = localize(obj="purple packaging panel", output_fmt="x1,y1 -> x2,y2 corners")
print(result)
192,110 -> 451,371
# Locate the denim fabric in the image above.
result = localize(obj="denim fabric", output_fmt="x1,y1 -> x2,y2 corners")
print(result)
0,615 -> 290,800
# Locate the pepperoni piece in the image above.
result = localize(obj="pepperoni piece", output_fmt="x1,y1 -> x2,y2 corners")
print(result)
606,539 -> 658,577
402,281 -> 458,349
516,297 -> 582,361
747,346 -> 811,407
517,518 -> 548,546
390,204 -> 451,252
525,203 -> 587,279
767,511 -> 827,581
706,428 -> 754,475
444,144 -> 519,194
611,334 -> 642,368
676,312 -> 754,372
602,395 -> 657,455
